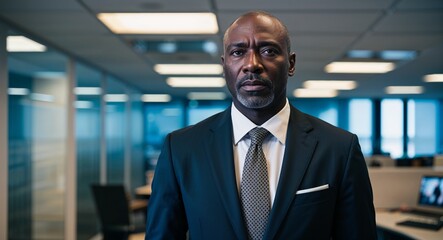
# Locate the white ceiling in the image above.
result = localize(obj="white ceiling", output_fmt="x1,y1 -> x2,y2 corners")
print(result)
1,0 -> 442,98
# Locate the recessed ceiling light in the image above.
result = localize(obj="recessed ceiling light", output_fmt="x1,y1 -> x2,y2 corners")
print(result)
385,86 -> 424,94
75,101 -> 94,109
166,77 -> 226,88
423,74 -> 443,83
141,94 -> 171,102
187,92 -> 227,100
154,64 -> 223,75
30,93 -> 54,102
303,80 -> 357,90
97,13 -> 219,34
104,94 -> 128,102
293,89 -> 338,98
74,87 -> 102,95
8,88 -> 30,95
325,62 -> 395,73
7,36 -> 46,52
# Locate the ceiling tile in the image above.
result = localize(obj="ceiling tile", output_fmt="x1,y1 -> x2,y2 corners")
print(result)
83,0 -> 212,12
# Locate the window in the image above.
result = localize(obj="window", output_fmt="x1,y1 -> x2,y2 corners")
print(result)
381,99 -> 404,158
187,100 -> 230,126
145,101 -> 184,168
291,99 -> 338,126
407,99 -> 438,157
349,99 -> 373,156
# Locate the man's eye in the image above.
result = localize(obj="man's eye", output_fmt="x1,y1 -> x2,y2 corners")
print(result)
262,48 -> 277,56
231,50 -> 244,57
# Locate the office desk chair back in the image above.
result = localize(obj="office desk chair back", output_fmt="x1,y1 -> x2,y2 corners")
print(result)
91,184 -> 142,240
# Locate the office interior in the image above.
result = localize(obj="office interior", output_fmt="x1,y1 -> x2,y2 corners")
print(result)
0,0 -> 443,239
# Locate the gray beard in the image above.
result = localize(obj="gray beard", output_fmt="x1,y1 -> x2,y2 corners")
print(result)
236,91 -> 274,109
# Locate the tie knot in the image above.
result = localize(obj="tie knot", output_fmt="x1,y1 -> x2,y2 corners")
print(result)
249,127 -> 270,145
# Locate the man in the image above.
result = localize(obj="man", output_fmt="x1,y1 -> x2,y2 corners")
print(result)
146,11 -> 377,239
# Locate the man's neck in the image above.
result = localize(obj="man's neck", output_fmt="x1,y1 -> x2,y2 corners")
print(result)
233,98 -> 287,126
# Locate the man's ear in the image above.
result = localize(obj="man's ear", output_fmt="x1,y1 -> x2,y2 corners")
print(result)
221,56 -> 225,77
288,52 -> 296,76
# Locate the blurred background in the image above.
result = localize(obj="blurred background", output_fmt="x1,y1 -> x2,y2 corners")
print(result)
0,0 -> 442,239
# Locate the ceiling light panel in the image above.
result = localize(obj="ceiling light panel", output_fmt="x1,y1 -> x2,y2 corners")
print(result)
104,94 -> 128,102
325,62 -> 395,73
154,64 -> 223,75
385,86 -> 424,94
141,94 -> 171,102
293,89 -> 338,98
303,80 -> 357,90
7,36 -> 46,52
74,87 -> 102,95
166,77 -> 226,88
97,13 -> 219,34
423,74 -> 443,83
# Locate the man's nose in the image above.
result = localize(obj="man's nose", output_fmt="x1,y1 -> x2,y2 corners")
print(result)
242,51 -> 263,74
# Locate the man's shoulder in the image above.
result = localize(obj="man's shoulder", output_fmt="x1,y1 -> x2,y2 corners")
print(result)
291,106 -> 354,139
170,108 -> 230,138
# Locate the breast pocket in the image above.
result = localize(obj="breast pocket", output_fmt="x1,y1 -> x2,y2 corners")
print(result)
293,185 -> 333,207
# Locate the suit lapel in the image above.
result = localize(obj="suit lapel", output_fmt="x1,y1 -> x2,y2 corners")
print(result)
205,108 -> 248,239
265,106 -> 318,240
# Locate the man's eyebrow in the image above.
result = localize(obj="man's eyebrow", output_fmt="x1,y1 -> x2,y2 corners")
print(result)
225,42 -> 248,50
256,40 -> 282,50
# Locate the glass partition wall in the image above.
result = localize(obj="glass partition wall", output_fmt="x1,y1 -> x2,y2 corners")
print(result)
4,26 -> 145,240
7,29 -> 69,239
75,63 -> 102,239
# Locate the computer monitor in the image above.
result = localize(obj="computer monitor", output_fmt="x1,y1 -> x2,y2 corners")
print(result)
418,175 -> 443,209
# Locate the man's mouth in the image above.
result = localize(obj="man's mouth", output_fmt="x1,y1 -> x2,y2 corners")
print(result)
238,74 -> 272,92
240,80 -> 268,91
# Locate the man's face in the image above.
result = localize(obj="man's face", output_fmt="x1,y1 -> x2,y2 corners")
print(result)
222,14 -> 295,111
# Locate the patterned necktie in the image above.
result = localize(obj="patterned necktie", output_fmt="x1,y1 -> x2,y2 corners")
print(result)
240,127 -> 271,240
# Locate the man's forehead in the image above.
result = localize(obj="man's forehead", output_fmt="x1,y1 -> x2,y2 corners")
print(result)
224,15 -> 285,44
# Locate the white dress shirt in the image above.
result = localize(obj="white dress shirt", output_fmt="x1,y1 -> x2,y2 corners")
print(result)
231,99 -> 290,206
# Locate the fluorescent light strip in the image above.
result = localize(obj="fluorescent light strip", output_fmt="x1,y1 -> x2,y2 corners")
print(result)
104,94 -> 128,102
97,13 -> 219,34
385,86 -> 424,94
154,64 -> 223,75
423,74 -> 443,83
303,80 -> 357,90
166,77 -> 226,88
8,88 -> 30,95
293,89 -> 338,98
7,36 -> 46,52
74,87 -> 102,95
30,93 -> 54,102
141,94 -> 171,102
75,101 -> 94,109
187,92 -> 227,100
325,62 -> 395,73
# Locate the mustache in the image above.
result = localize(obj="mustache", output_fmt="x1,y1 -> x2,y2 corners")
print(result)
237,74 -> 272,89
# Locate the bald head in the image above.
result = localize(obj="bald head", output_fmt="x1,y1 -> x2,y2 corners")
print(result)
223,11 -> 292,54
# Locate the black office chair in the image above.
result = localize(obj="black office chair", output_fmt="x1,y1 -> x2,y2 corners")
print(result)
91,184 -> 146,240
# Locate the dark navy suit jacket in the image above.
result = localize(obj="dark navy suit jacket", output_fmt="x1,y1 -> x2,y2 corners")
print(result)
146,105 -> 377,239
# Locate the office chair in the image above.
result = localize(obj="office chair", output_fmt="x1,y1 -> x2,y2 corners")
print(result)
91,184 -> 146,240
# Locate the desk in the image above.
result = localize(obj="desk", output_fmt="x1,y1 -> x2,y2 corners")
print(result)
376,210 -> 443,240
135,185 -> 152,198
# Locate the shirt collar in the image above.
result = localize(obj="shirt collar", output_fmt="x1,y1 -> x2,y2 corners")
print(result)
231,99 -> 290,145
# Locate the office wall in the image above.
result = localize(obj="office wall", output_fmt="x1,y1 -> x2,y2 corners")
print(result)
4,23 -> 146,240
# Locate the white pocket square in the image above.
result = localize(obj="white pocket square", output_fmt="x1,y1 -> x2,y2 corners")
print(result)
296,184 -> 329,195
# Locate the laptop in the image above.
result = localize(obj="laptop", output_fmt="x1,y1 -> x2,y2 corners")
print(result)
396,175 -> 443,231
413,175 -> 443,216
